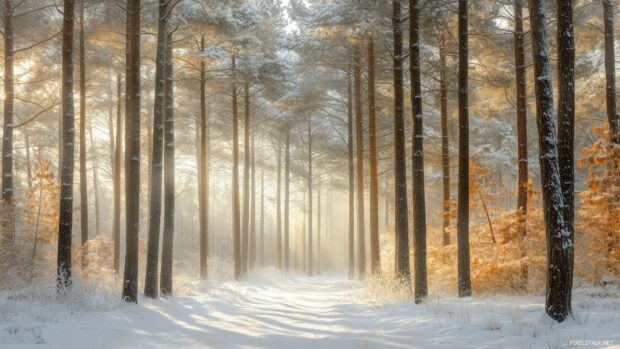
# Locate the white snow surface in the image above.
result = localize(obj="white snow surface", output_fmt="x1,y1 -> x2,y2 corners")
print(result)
1,270 -> 619,349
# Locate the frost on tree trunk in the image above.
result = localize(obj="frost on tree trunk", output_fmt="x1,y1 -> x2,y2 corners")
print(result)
391,0 -> 410,283
556,0 -> 575,306
353,46 -> 366,278
122,0 -> 142,303
57,0 -> 76,291
514,0 -> 528,289
2,0 -> 15,245
409,0 -> 427,303
144,0 -> 168,299
457,0 -> 472,298
160,31 -> 175,296
528,0 -> 573,323
367,36 -> 381,275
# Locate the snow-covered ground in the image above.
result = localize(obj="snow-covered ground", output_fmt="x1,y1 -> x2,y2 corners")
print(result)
1,270 -> 619,348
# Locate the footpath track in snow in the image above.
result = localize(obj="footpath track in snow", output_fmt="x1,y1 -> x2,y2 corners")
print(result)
2,271 -> 620,348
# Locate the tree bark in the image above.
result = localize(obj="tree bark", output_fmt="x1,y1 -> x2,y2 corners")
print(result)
353,46 -> 366,278
284,128 -> 290,271
79,0 -> 89,265
232,57 -> 241,280
57,0 -> 76,291
392,0 -> 411,282
603,0 -> 619,144
113,74 -> 122,274
249,133 -> 257,269
347,71 -> 355,279
276,141 -> 282,269
409,0 -> 427,303
514,0 -> 528,287
317,183 -> 321,275
199,34 -> 209,280
2,0 -> 15,243
160,31 -> 175,296
528,0 -> 572,322
88,119 -> 101,236
242,82 -> 251,276
367,37 -> 380,275
260,167 -> 264,266
144,0 -> 168,298
439,34 -> 450,247
122,0 -> 141,303
556,0 -> 575,316
307,116 -> 313,276
457,0 -> 472,298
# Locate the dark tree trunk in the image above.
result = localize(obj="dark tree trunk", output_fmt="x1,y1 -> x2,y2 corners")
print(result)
514,0 -> 528,287
57,0 -> 76,291
439,34 -> 450,247
2,0 -> 15,242
528,0 -> 572,322
160,31 -> 175,296
113,74 -> 122,274
242,82 -> 250,276
367,37 -> 380,275
144,0 -> 168,298
25,131 -> 32,191
307,116 -> 313,276
232,57 -> 241,280
347,71 -> 355,279
391,0 -> 411,282
122,0 -> 142,303
276,141 -> 282,269
603,0 -> 619,144
284,129 -> 290,271
199,34 -> 209,280
79,1 -> 88,265
317,183 -> 321,275
353,46 -> 366,278
249,134 -> 256,269
409,0 -> 427,303
457,0 -> 472,297
556,0 -> 575,317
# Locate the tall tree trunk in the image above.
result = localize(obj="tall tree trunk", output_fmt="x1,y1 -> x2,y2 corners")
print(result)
556,0 -> 575,316
199,34 -> 209,279
457,0 -> 472,297
514,0 -> 528,287
260,167 -> 264,266
353,46 -> 366,278
249,133 -> 256,269
79,0 -> 89,265
528,0 -> 572,322
276,141 -> 282,269
603,0 -> 619,144
232,57 -> 241,280
241,82 -> 251,276
144,0 -> 168,298
160,31 -> 175,296
347,71 -> 355,279
409,0 -> 427,303
57,0 -> 76,291
391,0 -> 410,282
2,0 -> 15,243
88,120 -> 101,235
307,116 -> 313,277
25,131 -> 32,191
284,129 -> 290,271
122,0 -> 142,303
367,37 -> 380,275
113,74 -> 122,274
439,34 -> 450,247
